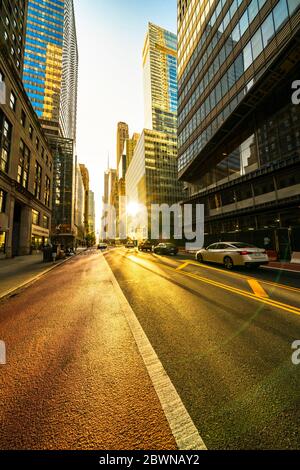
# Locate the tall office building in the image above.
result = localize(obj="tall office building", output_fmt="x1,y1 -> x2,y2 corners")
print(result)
116,122 -> 129,167
79,163 -> 90,234
0,0 -> 28,77
88,190 -> 95,235
23,0 -> 79,249
126,132 -> 140,168
0,0 -> 53,258
177,0 -> 300,258
126,23 -> 183,240
23,0 -> 78,140
143,23 -> 177,135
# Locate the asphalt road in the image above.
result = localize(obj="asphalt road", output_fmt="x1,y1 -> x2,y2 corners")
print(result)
1,247 -> 300,450
0,251 -> 176,450
104,247 -> 300,450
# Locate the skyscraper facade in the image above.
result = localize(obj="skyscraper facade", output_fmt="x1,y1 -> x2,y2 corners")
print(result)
0,0 -> 53,258
0,0 -> 28,77
23,0 -> 79,249
177,0 -> 300,258
143,23 -> 178,135
88,190 -> 95,235
116,122 -> 129,167
125,23 -> 184,240
23,0 -> 78,140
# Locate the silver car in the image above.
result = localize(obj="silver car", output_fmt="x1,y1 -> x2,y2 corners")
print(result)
195,242 -> 269,269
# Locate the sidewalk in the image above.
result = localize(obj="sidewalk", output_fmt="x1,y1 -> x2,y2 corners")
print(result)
0,253 -> 71,300
262,261 -> 300,273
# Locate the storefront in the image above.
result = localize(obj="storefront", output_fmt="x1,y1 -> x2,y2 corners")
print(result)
31,224 -> 50,253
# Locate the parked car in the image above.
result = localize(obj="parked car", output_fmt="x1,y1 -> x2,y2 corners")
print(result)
138,240 -> 153,252
195,242 -> 269,269
153,243 -> 178,256
125,241 -> 135,249
97,243 -> 108,250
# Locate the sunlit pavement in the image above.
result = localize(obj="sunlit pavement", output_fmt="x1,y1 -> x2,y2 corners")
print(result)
0,249 -> 176,450
104,247 -> 300,450
1,247 -> 300,449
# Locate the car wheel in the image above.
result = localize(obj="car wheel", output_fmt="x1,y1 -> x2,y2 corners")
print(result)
224,256 -> 234,270
197,253 -> 203,263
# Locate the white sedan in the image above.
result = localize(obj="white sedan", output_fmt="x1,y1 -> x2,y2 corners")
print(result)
195,242 -> 269,269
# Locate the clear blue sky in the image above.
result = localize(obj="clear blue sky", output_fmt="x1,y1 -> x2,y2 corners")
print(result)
74,0 -> 177,231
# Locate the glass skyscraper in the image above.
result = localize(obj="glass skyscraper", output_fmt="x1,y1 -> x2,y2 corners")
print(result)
143,23 -> 178,135
23,0 -> 78,140
177,0 -> 300,259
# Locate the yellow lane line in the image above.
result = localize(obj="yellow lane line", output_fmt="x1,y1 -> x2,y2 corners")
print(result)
128,255 -> 300,317
179,260 -> 300,294
247,279 -> 269,298
176,261 -> 190,271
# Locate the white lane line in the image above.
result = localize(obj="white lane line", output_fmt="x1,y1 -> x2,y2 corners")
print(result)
103,254 -> 207,451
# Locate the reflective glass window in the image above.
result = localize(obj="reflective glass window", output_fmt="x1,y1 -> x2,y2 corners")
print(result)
273,0 -> 289,31
251,29 -> 263,60
261,13 -> 275,47
239,10 -> 250,36
243,42 -> 253,70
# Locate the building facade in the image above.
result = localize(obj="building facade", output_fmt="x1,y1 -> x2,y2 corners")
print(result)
178,0 -> 300,258
116,122 -> 129,168
0,53 -> 53,257
49,137 -> 76,249
23,0 -> 79,248
125,23 -> 183,240
75,163 -> 85,244
143,23 -> 178,135
0,0 -> 53,259
88,190 -> 95,235
126,132 -> 140,169
23,0 -> 78,140
79,163 -> 89,235
0,0 -> 28,77
126,129 -> 183,239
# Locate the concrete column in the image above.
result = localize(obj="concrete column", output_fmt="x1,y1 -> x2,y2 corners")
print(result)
19,205 -> 32,256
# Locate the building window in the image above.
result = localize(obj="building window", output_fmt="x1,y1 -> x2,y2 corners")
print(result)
34,161 -> 42,199
9,91 -> 16,111
41,147 -> 45,160
36,137 -> 39,151
29,124 -> 33,140
32,209 -> 39,226
20,109 -> 26,127
0,111 -> 12,173
0,188 -> 6,213
44,175 -> 51,207
43,215 -> 49,229
0,69 -> 4,82
18,139 -> 30,189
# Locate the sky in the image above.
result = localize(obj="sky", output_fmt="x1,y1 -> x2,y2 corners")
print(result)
74,0 -> 177,231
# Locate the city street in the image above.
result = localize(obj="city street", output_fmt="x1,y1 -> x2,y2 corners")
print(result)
1,248 -> 300,449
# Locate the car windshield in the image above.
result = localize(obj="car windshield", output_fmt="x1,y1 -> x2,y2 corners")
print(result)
230,242 -> 257,248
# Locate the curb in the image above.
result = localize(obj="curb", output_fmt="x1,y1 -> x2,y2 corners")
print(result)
0,249 -> 87,301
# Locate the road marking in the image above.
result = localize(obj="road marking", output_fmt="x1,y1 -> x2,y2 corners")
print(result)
247,279 -> 269,298
176,262 -> 190,271
103,254 -> 207,451
176,260 -> 300,294
126,254 -> 300,316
